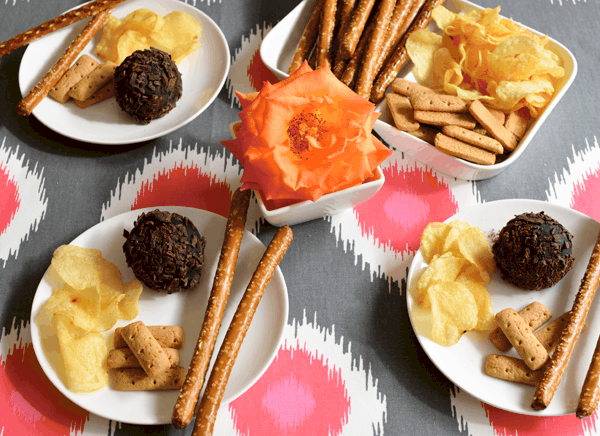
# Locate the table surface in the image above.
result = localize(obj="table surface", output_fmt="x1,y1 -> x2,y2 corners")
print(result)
1,0 -> 599,435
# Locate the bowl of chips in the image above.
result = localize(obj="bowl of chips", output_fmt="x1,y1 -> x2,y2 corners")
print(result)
261,0 -> 577,180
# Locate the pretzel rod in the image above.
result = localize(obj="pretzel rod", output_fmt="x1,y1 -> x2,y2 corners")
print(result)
171,188 -> 252,429
370,0 -> 445,103
371,0 -> 424,80
354,0 -> 397,97
531,229 -> 600,410
332,0 -> 359,77
577,333 -> 600,418
338,0 -> 377,60
315,0 -> 338,69
0,0 -> 125,58
192,225 -> 293,436
15,9 -> 111,117
288,0 -> 326,74
340,19 -> 376,88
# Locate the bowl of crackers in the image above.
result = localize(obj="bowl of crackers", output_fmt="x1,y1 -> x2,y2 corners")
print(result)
260,0 -> 577,180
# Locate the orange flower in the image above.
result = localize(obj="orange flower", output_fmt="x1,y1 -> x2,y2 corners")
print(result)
222,61 -> 391,208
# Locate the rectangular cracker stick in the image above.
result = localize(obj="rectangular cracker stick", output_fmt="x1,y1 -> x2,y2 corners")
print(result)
489,302 -> 552,352
533,230 -> 600,410
504,109 -> 529,140
534,312 -> 571,353
49,54 -> 99,103
112,366 -> 187,391
114,325 -> 184,349
69,61 -> 116,101
406,125 -> 439,145
414,110 -> 477,130
434,133 -> 496,166
485,354 -> 545,386
390,78 -> 435,99
74,79 -> 115,108
469,100 -> 518,151
496,308 -> 548,370
484,105 -> 506,125
15,10 -> 111,117
386,93 -> 419,131
107,347 -> 179,369
119,321 -> 172,376
442,125 -> 504,155
411,93 -> 469,113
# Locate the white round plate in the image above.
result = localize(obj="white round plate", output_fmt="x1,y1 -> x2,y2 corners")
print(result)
30,206 -> 288,425
19,0 -> 230,144
407,199 -> 600,416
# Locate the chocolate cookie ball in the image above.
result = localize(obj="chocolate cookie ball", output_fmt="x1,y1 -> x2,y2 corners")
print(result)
123,210 -> 205,294
492,212 -> 574,291
114,48 -> 182,124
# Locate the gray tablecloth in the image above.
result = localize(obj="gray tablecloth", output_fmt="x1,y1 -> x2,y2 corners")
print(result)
1,0 -> 599,435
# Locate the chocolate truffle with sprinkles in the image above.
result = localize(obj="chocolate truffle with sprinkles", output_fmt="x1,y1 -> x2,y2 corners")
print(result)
492,212 -> 574,291
123,210 -> 206,294
114,48 -> 182,124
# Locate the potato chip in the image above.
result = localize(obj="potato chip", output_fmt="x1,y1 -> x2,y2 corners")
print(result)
407,5 -> 565,116
45,286 -> 101,334
458,227 -> 495,283
456,265 -> 494,330
406,29 -> 442,87
51,245 -> 123,292
415,252 -> 465,307
95,8 -> 202,65
415,220 -> 495,346
95,293 -> 124,333
420,222 -> 450,263
53,314 -> 108,392
119,280 -> 143,320
429,282 -> 478,346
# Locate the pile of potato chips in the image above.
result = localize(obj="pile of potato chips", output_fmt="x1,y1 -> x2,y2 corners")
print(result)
95,8 -> 202,65
406,6 -> 565,117
44,245 -> 142,392
415,220 -> 495,346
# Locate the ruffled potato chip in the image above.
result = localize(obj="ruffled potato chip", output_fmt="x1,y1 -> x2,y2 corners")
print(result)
407,5 -> 565,116
45,286 -> 100,334
54,314 -> 109,392
429,282 -> 478,346
415,252 -> 465,307
415,220 -> 495,346
119,280 -> 144,320
95,8 -> 202,65
420,222 -> 450,263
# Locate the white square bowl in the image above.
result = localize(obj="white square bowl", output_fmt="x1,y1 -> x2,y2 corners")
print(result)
260,0 -> 577,181
228,122 -> 385,226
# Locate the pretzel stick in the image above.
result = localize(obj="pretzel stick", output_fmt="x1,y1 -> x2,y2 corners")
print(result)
577,334 -> 600,418
338,0 -> 377,60
171,189 -> 252,429
354,0 -> 397,97
332,0 -> 359,77
288,0 -> 326,74
15,9 -> 111,117
371,0 -> 424,80
532,229 -> 600,410
370,0 -> 445,103
0,0 -> 125,58
340,19 -> 376,88
192,225 -> 293,436
315,0 -> 338,69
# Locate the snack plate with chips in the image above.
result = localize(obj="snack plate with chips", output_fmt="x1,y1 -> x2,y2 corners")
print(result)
18,0 -> 230,145
407,199 -> 600,416
30,207 -> 289,425
260,0 -> 577,181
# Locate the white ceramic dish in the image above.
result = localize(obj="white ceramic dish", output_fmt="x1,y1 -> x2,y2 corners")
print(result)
228,122 -> 385,226
407,199 -> 600,416
261,0 -> 577,181
19,0 -> 230,145
30,206 -> 288,425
